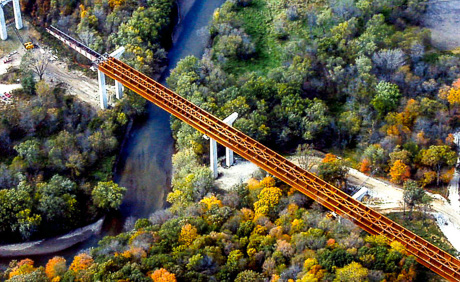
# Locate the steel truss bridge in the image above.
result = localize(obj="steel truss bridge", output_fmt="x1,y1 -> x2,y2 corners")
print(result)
46,26 -> 460,281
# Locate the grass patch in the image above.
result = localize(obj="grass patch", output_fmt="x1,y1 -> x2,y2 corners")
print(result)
224,0 -> 284,75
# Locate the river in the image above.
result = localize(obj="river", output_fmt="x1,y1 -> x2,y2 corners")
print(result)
0,0 -> 225,266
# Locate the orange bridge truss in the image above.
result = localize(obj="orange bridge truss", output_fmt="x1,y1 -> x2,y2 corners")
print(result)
47,26 -> 460,281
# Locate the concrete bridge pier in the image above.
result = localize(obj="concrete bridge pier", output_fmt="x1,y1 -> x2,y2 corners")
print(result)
0,6 -> 7,41
115,81 -> 123,99
98,47 -> 125,109
210,138 -> 218,178
0,0 -> 23,41
12,0 -> 22,30
205,112 -> 239,178
98,69 -> 107,109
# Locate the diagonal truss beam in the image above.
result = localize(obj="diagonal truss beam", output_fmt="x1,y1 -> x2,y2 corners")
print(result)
46,26 -> 460,281
98,57 -> 460,282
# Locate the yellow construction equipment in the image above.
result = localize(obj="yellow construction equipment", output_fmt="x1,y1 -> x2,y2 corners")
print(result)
24,42 -> 34,50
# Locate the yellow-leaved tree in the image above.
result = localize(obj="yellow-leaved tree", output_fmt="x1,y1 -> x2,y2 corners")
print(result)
334,261 -> 369,282
179,223 -> 198,245
200,195 -> 222,211
439,78 -> 460,108
254,186 -> 282,215
69,253 -> 94,273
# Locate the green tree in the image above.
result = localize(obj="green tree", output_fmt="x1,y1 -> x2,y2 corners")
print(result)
37,175 -> 78,223
318,154 -> 349,189
337,111 -> 361,146
21,71 -> 36,95
363,144 -> 386,173
403,180 -> 427,218
92,181 -> 127,210
16,209 -> 42,240
371,81 -> 401,117
14,140 -> 42,169
302,98 -> 330,141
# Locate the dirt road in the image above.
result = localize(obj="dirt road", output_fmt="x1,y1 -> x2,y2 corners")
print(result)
44,57 -> 100,107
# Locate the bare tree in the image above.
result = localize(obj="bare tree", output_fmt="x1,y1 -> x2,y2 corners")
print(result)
296,144 -> 318,172
21,51 -> 50,80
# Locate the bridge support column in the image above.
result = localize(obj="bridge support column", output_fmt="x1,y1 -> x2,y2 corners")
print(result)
226,148 -> 234,167
115,81 -> 123,99
223,112 -> 238,167
210,138 -> 218,179
0,7 -> 7,41
110,47 -> 125,100
98,70 -> 107,109
12,0 -> 22,30
205,112 -> 238,179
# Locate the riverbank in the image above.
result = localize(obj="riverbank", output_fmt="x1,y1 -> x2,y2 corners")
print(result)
0,218 -> 104,257
0,0 -> 224,262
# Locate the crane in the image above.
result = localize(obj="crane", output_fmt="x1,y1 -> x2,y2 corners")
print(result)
46,25 -> 460,281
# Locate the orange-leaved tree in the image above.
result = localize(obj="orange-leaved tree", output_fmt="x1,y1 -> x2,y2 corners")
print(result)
151,268 -> 177,282
45,256 -> 67,279
389,160 -> 410,184
69,253 -> 94,273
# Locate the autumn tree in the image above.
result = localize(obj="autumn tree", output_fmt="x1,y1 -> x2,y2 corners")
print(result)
439,78 -> 460,109
69,253 -> 93,273
389,160 -> 410,184
419,145 -> 457,186
254,186 -> 282,215
335,261 -> 369,282
200,195 -> 223,211
45,256 -> 67,279
8,259 -> 36,279
151,268 -> 177,282
179,223 -> 198,245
